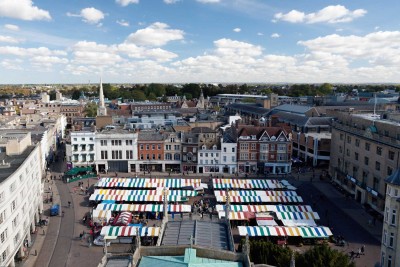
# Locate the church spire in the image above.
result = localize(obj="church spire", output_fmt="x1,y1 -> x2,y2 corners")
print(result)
97,77 -> 107,116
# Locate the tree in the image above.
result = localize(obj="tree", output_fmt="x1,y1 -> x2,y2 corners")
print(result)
296,244 -> 355,267
71,90 -> 81,100
132,89 -> 146,101
49,90 -> 56,100
84,102 -> 98,117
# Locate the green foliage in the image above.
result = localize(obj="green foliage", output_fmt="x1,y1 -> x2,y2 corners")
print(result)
296,244 -> 355,267
71,89 -> 81,100
241,240 -> 354,267
132,89 -> 146,101
84,102 -> 98,117
49,90 -> 56,100
182,83 -> 201,99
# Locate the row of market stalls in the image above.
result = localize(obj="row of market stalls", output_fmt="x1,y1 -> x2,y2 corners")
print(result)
91,178 -> 203,245
213,178 -> 333,244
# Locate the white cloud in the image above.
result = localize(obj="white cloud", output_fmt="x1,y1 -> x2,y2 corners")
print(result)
4,24 -> 19,31
214,38 -> 263,58
274,5 -> 366,24
116,0 -> 139,7
0,46 -> 66,57
117,20 -> 129,27
0,0 -> 51,21
67,7 -> 105,25
257,32 -> 263,36
0,35 -> 19,43
196,0 -> 220,3
271,33 -> 280,38
164,0 -> 180,4
233,28 -> 241,33
126,22 -> 184,46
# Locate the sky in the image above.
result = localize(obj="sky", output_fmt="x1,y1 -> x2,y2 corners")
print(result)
0,0 -> 400,84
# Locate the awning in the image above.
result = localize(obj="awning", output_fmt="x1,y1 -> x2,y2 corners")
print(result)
96,178 -> 201,189
256,213 -> 278,226
214,190 -> 298,197
275,211 -> 320,220
238,226 -> 332,238
92,210 -> 111,223
281,219 -> 317,227
95,203 -> 191,213
89,194 -> 187,202
94,189 -> 197,197
213,179 -> 284,190
216,196 -> 303,203
217,211 -> 255,220
101,226 -> 160,237
216,204 -> 313,213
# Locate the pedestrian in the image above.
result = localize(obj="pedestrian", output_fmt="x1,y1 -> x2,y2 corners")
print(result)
357,247 -> 361,257
361,245 -> 365,255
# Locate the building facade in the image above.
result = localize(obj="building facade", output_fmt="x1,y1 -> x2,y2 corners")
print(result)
68,132 -> 96,168
330,111 -> 400,214
381,170 -> 400,267
0,133 -> 43,267
137,131 -> 165,172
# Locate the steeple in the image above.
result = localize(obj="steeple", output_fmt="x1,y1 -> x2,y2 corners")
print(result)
97,77 -> 107,116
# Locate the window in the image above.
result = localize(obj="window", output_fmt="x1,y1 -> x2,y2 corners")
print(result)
101,151 -> 108,160
385,207 -> 389,222
364,157 -> 369,165
240,143 -> 249,150
174,145 -> 180,150
355,139 -> 360,147
174,154 -> 180,160
340,134 -> 343,140
251,143 -> 256,150
0,210 -> 5,224
152,154 -> 156,160
232,148 -> 235,153
251,153 -> 256,160
166,145 -> 171,150
388,255 -> 392,267
388,166 -> 393,176
373,177 -> 380,191
346,149 -> 350,156
223,147 -> 227,152
193,147 -> 197,152
101,140 -> 107,146
365,143 -> 370,151
140,144 -> 143,150
389,232 -> 394,247
223,156 -> 227,162
232,156 -> 235,162
152,145 -> 155,150
73,138 -> 77,141
376,161 -> 381,171
126,140 -> 132,146
391,209 -> 397,225
12,217 -> 17,229
0,192 -> 4,204
10,182 -> 16,193
165,153 -> 172,160
11,200 -> 16,212
126,151 -> 133,159
140,154 -> 144,160
339,146 -> 343,153
240,153 -> 249,160
347,136 -> 351,144
389,151 -> 395,160
376,146 -> 382,155
146,144 -> 149,150
0,228 -> 7,243
355,152 -> 359,161
82,138 -> 85,141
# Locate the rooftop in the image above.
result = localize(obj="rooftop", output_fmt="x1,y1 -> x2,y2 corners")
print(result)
139,248 -> 242,267
0,145 -> 36,183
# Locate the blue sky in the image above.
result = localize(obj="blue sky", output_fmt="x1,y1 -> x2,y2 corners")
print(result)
0,0 -> 399,84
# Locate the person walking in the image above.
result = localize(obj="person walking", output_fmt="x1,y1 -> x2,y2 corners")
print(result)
361,245 -> 365,255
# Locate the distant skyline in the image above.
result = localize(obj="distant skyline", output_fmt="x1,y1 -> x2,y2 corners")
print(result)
0,0 -> 400,84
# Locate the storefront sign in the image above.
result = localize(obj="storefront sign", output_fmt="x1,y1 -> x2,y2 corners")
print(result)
346,174 -> 356,184
366,186 -> 379,197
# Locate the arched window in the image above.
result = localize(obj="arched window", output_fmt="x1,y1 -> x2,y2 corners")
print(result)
174,153 -> 180,160
165,153 -> 172,160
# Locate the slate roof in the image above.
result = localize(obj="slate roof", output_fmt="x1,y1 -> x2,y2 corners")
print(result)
227,103 -> 269,115
270,104 -> 313,115
138,131 -> 165,141
386,169 -> 400,186
272,111 -> 332,127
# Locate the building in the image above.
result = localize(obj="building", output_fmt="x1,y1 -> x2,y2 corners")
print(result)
381,169 -> 400,267
137,131 -> 165,172
0,132 -> 43,267
130,102 -> 171,112
237,125 -> 292,175
330,111 -> 400,215
68,132 -> 96,168
163,131 -> 182,173
95,128 -> 138,173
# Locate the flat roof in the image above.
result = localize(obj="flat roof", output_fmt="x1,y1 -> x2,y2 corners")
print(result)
0,146 -> 36,184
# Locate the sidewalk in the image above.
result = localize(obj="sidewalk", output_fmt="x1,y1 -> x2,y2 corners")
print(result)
22,176 -> 62,267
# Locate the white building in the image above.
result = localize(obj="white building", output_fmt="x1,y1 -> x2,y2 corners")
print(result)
95,128 -> 138,173
381,170 -> 400,267
198,144 -> 221,174
220,136 -> 237,175
68,132 -> 96,168
0,132 -> 43,267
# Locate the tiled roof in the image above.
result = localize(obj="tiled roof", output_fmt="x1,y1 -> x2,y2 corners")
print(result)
386,169 -> 400,186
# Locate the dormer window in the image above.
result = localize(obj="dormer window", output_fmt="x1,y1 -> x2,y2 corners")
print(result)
202,145 -> 206,150
213,145 -> 217,150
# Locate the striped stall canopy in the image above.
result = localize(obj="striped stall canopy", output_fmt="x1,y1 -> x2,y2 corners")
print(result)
215,205 -> 313,213
214,190 -> 297,197
238,226 -> 332,238
275,211 -> 320,220
281,219 -> 317,227
92,210 -> 112,223
94,189 -> 197,197
95,203 -> 191,213
96,178 -> 201,189
101,226 -> 160,237
89,194 -> 186,202
213,179 -> 292,190
216,195 -> 303,203
217,211 -> 255,220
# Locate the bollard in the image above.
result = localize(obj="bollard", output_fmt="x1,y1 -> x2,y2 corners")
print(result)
43,229 -> 45,235
35,250 -> 37,256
